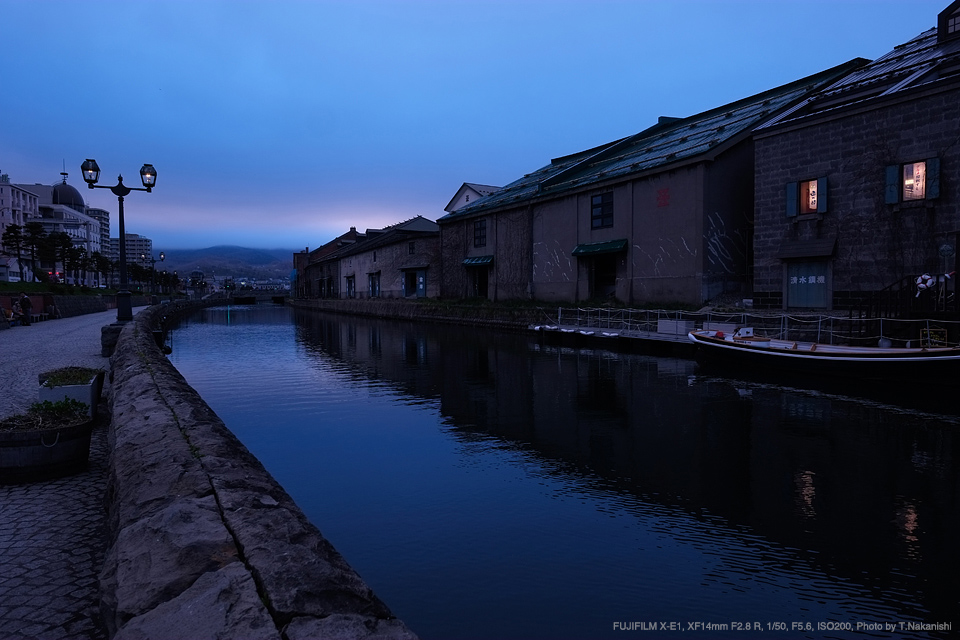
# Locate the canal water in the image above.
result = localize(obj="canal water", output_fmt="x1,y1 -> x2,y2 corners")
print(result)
167,305 -> 958,639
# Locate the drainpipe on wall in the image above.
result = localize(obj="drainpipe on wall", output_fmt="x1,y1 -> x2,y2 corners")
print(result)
528,204 -> 535,299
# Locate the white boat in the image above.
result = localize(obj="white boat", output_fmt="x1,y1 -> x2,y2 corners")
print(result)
687,327 -> 960,379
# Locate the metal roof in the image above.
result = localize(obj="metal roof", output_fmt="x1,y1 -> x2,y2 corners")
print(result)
761,24 -> 960,129
439,61 -> 862,222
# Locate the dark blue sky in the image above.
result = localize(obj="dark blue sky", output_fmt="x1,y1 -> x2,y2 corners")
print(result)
1,0 -> 948,249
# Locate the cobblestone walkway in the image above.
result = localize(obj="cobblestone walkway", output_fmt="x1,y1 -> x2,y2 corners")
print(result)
0,309 -> 131,640
0,422 -> 108,639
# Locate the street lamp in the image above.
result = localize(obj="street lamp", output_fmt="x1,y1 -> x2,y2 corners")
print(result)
81,159 -> 157,322
141,251 -> 165,295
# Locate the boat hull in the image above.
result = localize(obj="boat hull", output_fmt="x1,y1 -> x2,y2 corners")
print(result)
688,331 -> 960,380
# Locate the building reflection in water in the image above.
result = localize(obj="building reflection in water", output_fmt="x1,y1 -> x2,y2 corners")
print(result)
287,309 -> 960,628
171,306 -> 960,637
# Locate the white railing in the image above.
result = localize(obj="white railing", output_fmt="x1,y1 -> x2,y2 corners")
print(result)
548,307 -> 960,347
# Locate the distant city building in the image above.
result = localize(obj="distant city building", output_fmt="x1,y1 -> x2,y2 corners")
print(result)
107,234 -> 154,267
86,207 -> 111,255
0,172 -> 40,281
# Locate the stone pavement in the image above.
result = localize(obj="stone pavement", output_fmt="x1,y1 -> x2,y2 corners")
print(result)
0,308 -> 139,640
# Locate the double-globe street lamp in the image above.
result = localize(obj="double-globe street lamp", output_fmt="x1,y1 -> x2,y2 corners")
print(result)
80,159 -> 157,322
141,251 -> 165,295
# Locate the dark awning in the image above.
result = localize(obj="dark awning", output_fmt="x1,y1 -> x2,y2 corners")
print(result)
572,238 -> 628,257
776,238 -> 836,259
463,255 -> 494,266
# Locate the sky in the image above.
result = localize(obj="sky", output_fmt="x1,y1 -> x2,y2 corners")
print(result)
1,0 -> 951,250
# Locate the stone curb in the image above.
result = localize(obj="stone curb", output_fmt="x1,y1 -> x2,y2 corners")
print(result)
102,301 -> 417,639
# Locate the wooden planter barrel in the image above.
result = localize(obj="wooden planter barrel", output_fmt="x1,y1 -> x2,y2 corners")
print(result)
0,420 -> 95,484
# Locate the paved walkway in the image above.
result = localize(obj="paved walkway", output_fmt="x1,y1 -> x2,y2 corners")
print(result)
0,309 -> 138,640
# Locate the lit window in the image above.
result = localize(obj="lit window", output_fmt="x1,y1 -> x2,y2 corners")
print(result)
591,192 -> 613,229
800,179 -> 819,214
886,159 -> 939,204
785,178 -> 827,217
902,162 -> 926,201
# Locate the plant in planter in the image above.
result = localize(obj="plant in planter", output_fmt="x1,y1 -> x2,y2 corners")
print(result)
0,399 -> 95,484
38,366 -> 105,418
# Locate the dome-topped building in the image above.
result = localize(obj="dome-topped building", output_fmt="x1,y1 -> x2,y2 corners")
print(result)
51,175 -> 86,213
13,171 -> 104,262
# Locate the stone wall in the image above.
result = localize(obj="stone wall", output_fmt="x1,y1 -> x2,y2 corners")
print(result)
102,301 -> 417,639
290,297 -> 546,329
52,294 -> 108,318
753,85 -> 960,310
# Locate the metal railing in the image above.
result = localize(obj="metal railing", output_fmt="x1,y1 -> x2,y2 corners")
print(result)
549,307 -> 960,348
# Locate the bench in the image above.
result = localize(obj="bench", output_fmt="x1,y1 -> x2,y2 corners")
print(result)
1,295 -> 49,324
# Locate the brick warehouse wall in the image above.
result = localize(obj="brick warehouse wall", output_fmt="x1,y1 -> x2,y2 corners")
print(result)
753,84 -> 960,310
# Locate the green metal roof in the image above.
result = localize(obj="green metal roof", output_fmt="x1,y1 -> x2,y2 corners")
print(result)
462,255 -> 494,266
437,60 -> 863,223
571,239 -> 628,256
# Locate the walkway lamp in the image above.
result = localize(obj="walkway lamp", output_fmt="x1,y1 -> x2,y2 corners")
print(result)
140,251 -> 164,295
81,159 -> 157,321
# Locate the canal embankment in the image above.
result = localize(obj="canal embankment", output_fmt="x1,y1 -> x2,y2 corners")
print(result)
104,299 -> 417,639
289,297 -> 549,330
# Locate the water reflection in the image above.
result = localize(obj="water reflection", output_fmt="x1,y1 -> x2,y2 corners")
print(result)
168,306 -> 959,639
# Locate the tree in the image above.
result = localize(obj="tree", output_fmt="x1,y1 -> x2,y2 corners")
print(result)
128,263 -> 147,290
48,232 -> 74,283
64,245 -> 87,285
1,224 -> 25,281
90,251 -> 112,287
23,222 -> 46,282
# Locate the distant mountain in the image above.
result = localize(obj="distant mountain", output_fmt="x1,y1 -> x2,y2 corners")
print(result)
159,246 -> 294,282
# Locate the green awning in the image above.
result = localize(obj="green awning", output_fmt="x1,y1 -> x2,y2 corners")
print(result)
463,255 -> 494,266
571,238 -> 628,257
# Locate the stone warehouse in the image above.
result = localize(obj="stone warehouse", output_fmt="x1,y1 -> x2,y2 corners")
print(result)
295,2 -> 960,313
752,1 -> 960,310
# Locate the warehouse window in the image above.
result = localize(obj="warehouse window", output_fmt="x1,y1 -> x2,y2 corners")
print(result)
785,178 -> 827,217
591,192 -> 613,229
885,159 -> 940,204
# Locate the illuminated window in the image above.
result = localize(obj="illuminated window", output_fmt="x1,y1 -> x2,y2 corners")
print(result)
785,178 -> 827,217
902,162 -> 926,200
591,192 -> 613,229
885,159 -> 940,204
800,179 -> 819,214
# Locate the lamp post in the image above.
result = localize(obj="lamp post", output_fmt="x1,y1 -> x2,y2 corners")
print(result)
141,251 -> 164,295
81,159 -> 156,322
